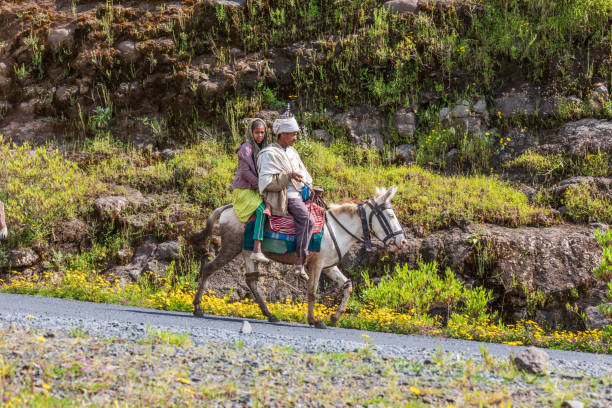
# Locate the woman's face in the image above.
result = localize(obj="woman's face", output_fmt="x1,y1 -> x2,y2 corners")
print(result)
252,125 -> 266,144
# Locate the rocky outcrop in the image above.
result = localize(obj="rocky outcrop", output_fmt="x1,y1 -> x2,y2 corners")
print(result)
493,83 -> 558,118
7,248 -> 40,268
342,223 -> 607,329
333,106 -> 388,151
93,188 -> 151,220
538,119 -> 612,157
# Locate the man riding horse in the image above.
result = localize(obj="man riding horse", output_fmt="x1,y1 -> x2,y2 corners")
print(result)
257,108 -> 314,280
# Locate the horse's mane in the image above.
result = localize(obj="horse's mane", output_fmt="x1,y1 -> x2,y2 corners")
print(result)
328,202 -> 359,216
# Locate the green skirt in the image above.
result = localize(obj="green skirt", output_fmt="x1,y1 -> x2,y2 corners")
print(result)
232,188 -> 264,223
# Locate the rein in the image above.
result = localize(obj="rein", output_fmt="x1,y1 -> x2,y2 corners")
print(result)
325,199 -> 403,266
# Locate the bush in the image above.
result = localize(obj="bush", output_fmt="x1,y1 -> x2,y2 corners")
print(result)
360,261 -> 496,323
0,136 -> 104,245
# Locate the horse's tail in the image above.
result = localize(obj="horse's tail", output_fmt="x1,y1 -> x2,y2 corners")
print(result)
188,204 -> 233,249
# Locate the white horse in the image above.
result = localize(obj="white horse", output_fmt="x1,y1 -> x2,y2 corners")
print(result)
192,186 -> 407,328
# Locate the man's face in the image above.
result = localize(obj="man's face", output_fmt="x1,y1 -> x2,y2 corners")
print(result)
278,131 -> 298,147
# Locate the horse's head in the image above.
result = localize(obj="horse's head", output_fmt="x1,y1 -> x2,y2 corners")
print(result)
369,186 -> 407,252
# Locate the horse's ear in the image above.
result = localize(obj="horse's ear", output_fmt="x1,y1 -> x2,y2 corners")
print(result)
386,186 -> 398,202
374,186 -> 384,199
381,185 -> 397,202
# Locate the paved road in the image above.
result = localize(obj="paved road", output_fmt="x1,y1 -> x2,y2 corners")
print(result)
1,293 -> 611,376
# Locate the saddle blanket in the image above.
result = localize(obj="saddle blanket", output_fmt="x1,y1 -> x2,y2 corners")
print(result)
262,201 -> 326,235
243,221 -> 324,254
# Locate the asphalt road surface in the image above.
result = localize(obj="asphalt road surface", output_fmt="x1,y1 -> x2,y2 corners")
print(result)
1,293 -> 611,376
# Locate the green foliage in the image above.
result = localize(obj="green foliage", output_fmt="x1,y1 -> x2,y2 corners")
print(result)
561,182 -> 612,224
360,261 -> 497,323
141,326 -> 192,347
0,136 -> 104,245
213,0 -> 612,110
506,150 -> 611,179
594,228 -> 612,282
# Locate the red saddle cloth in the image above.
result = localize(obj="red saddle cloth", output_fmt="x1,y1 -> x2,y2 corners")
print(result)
263,201 -> 325,235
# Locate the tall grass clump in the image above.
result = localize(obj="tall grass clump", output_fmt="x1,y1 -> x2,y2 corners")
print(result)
0,136 -> 104,245
360,261 -> 497,323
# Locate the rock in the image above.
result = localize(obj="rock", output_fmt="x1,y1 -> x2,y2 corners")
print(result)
445,148 -> 460,172
94,196 -> 130,220
472,98 -> 487,115
117,248 -> 133,265
395,144 -> 416,164
585,304 -> 611,329
549,176 -> 612,201
561,401 -> 584,408
7,248 -> 40,268
47,27 -> 74,49
312,129 -> 332,144
54,85 -> 79,105
94,188 -> 148,220
0,62 -> 12,94
513,347 -> 549,374
240,320 -> 253,334
120,213 -> 153,230
383,0 -> 418,14
0,118 -> 57,145
538,119 -> 612,157
197,79 -> 225,98
117,40 -> 140,63
54,218 -> 89,243
493,83 -> 557,117
142,259 -> 170,277
588,83 -> 609,109
155,241 -> 181,261
343,223 -> 603,329
333,106 -> 387,151
391,108 -> 416,140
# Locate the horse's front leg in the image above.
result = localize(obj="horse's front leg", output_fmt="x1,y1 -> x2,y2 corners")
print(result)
307,261 -> 326,329
243,251 -> 279,323
322,266 -> 353,326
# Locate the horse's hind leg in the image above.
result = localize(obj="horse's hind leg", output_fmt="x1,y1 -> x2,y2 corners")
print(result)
306,261 -> 327,329
193,245 -> 240,317
243,252 -> 279,323
322,266 -> 353,326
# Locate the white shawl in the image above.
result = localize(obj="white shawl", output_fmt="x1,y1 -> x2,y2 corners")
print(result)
257,145 -> 312,195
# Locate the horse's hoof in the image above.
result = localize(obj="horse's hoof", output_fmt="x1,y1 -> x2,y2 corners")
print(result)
268,315 -> 280,323
193,310 -> 204,317
314,321 -> 327,329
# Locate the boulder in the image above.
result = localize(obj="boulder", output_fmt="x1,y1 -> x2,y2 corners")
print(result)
54,218 -> 89,243
7,249 -> 40,268
333,106 -> 387,151
391,108 -> 416,140
342,223 -> 605,329
0,62 -> 12,94
493,83 -> 557,118
538,119 -> 612,157
561,401 -> 585,408
395,144 -> 416,164
155,241 -> 181,261
54,85 -> 79,106
312,129 -> 332,144
94,188 -> 148,220
549,177 -> 612,201
240,320 -> 253,334
117,40 -> 140,63
47,27 -> 74,49
513,347 -> 549,374
383,0 -> 418,14
120,213 -> 153,230
588,82 -> 609,109
584,304 -> 611,329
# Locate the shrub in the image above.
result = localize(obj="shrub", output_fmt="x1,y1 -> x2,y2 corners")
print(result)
360,261 -> 496,323
0,136 -> 104,245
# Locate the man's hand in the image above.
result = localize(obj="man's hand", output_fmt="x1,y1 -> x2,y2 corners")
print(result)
291,172 -> 304,183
